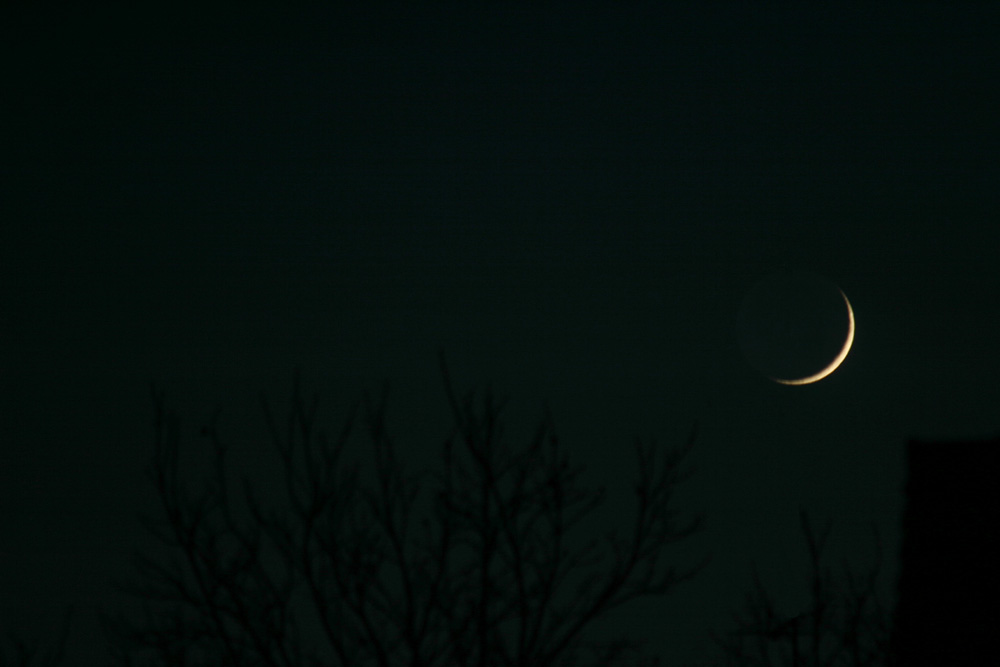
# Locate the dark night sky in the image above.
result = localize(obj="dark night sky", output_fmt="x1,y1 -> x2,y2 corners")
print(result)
3,3 -> 1000,664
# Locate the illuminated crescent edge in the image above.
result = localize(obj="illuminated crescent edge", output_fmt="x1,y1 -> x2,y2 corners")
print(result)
771,290 -> 855,386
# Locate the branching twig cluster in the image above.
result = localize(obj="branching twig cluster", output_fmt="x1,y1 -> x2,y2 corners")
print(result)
103,357 -> 706,666
710,510 -> 893,667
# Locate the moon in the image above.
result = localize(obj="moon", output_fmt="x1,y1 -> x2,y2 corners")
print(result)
771,290 -> 854,385
736,272 -> 855,385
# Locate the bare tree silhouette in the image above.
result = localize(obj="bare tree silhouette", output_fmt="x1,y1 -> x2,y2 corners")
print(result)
102,355 -> 708,666
710,510 -> 892,667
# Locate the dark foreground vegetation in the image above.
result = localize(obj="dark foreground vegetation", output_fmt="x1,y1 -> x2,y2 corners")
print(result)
6,363 -> 997,666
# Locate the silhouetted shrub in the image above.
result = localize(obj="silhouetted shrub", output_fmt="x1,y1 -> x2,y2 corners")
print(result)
711,510 -> 891,667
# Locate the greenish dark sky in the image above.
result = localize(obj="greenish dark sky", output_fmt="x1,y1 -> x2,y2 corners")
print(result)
3,4 -> 999,664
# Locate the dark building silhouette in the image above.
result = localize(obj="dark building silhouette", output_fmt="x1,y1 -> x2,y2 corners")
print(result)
892,436 -> 1000,665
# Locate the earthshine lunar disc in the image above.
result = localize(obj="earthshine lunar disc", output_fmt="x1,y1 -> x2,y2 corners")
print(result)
736,272 -> 854,385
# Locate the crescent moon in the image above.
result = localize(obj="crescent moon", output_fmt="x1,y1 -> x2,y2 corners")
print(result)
771,290 -> 855,386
